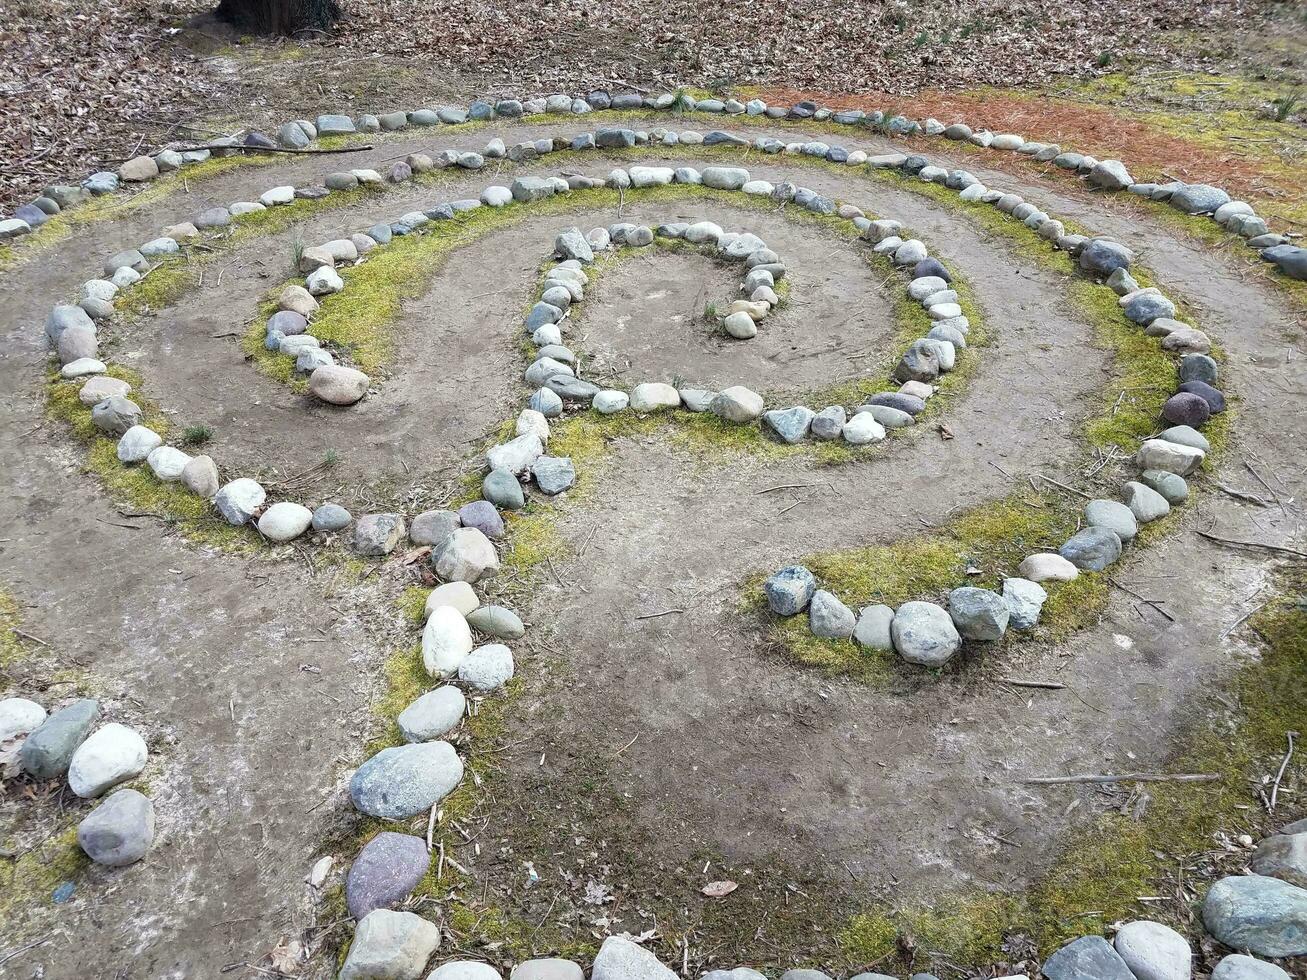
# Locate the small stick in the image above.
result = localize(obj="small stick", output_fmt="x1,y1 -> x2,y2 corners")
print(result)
1023,772 -> 1219,785
613,732 -> 640,756
635,608 -> 685,620
1216,483 -> 1269,507
755,483 -> 815,494
1108,578 -> 1175,622
174,142 -> 376,156
11,628 -> 49,646
1196,531 -> 1307,560
426,802 -> 438,852
1034,473 -> 1092,499
1002,677 -> 1065,690
1270,731 -> 1298,812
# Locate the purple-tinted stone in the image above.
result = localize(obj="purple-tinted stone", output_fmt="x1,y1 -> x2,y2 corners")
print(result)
1178,380 -> 1226,413
1162,391 -> 1211,427
867,392 -> 926,416
14,203 -> 49,227
457,500 -> 505,539
268,310 -> 308,336
244,131 -> 277,149
912,257 -> 951,282
388,161 -> 413,183
345,831 -> 430,919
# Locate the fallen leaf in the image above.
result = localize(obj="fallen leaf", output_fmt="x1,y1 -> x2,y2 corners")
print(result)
702,879 -> 738,897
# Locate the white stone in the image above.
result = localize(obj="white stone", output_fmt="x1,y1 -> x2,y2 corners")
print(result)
259,185 -> 295,207
457,644 -> 515,692
422,605 -> 474,677
592,936 -> 678,980
340,909 -> 441,980
0,698 -> 46,742
427,961 -> 502,980
425,581 -> 479,618
1136,439 -> 1204,476
487,433 -> 543,474
215,478 -> 266,525
61,358 -> 107,378
68,723 -> 148,798
257,502 -> 313,542
629,383 -> 680,412
842,412 -> 886,444
116,426 -> 163,463
305,265 -> 344,296
146,446 -> 191,481
432,527 -> 500,583
515,409 -> 550,444
1114,920 -> 1192,980
1017,553 -> 1079,582
398,686 -> 467,743
593,390 -> 629,414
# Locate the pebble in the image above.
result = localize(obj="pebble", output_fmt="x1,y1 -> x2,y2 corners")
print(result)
853,605 -> 895,650
432,527 -> 500,583
339,909 -> 441,980
466,605 -> 525,640
423,605 -> 474,677
1018,553 -> 1080,582
346,831 -> 431,920
398,686 -> 467,743
1202,874 -> 1307,958
411,510 -> 462,548
1043,935 -> 1136,980
349,741 -> 464,820
592,935 -> 679,980
21,699 -> 101,780
948,587 -> 1010,640
1113,920 -> 1191,980
257,502 -> 313,542
312,503 -> 352,532
354,513 -> 406,556
458,643 -> 515,692
1059,527 -> 1123,571
0,697 -> 47,742
891,601 -> 961,666
68,723 -> 147,798
77,788 -> 154,867
809,590 -> 856,639
1085,498 -> 1138,542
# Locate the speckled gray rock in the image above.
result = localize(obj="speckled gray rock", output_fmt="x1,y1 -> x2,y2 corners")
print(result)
346,831 -> 431,919
853,605 -> 894,650
592,935 -> 678,980
77,788 -> 154,867
891,601 -> 961,667
312,503 -> 352,531
432,527 -> 500,583
811,406 -> 847,440
457,500 -> 504,540
1113,920 -> 1190,980
710,386 -> 764,423
458,643 -> 514,691
1203,875 -> 1307,958
1251,833 -> 1307,888
398,686 -> 466,743
1141,470 -> 1189,505
1122,482 -> 1171,523
483,469 -> 526,510
354,513 -> 406,556
339,909 -> 440,980
410,509 -> 461,548
809,590 -> 856,639
1043,935 -> 1135,980
512,959 -> 585,980
91,396 -> 141,435
1085,498 -> 1138,542
1059,526 -> 1123,571
1211,955 -> 1291,980
466,605 -> 525,640
763,406 -> 815,444
1002,577 -> 1048,630
20,699 -> 101,780
1171,184 -> 1230,215
1079,239 -> 1134,277
350,741 -> 463,819
533,456 -> 576,495
948,587 -> 1009,640
765,566 -> 817,616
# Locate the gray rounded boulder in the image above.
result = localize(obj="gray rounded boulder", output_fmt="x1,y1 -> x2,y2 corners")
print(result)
890,601 -> 961,667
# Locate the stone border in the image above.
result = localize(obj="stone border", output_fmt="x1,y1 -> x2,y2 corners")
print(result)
25,117 -> 1303,980
5,91 -> 1302,284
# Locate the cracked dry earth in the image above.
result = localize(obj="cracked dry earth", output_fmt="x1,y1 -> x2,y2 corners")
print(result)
0,109 -> 1304,979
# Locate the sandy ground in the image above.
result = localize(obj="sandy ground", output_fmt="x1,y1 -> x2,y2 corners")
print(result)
0,113 -> 1302,976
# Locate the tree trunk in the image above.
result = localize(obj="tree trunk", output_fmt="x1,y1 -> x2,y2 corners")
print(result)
213,0 -> 342,35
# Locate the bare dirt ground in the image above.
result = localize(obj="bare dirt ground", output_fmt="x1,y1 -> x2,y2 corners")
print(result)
0,107 -> 1304,980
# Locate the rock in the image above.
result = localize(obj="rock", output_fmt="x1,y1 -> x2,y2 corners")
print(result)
1203,875 -> 1307,958
460,606 -> 520,645
423,605 -> 474,677
1086,498 -> 1138,542
630,383 -> 681,412
894,342 -> 940,383
257,502 -> 313,542
425,581 -> 478,619
432,527 -> 499,583
1161,328 -> 1212,355
339,909 -> 440,980
346,832 -> 431,919
487,433 -> 544,474
20,699 -> 100,780
68,723 -> 148,798
429,963 -> 503,980
1162,392 -> 1211,428
996,577 -> 1046,630
1136,439 -> 1204,476
116,425 -> 163,463
1124,292 -> 1176,324
458,500 -> 505,540
1043,935 -> 1136,980
0,697 -> 46,742
1018,553 -> 1079,582
310,365 -> 370,405
1122,482 -> 1171,523
306,266 -> 343,295
512,960 -> 584,980
181,455 -> 219,498
533,456 -> 576,495
1088,160 -> 1134,191
853,605 -> 895,650
948,587 -> 1009,640
810,406 -> 847,441
1251,834 -> 1307,888
350,741 -> 464,820
529,387 -> 564,418
1211,955 -> 1291,980
398,686 -> 466,743
458,643 -> 515,691
354,513 -> 406,556
77,788 -> 155,867
594,390 -> 630,414
765,566 -> 817,616
483,469 -> 525,510
79,375 -> 130,406
90,396 -> 140,435
554,227 -> 594,263
516,410 -> 550,444
809,590 -> 856,639
723,311 -> 757,339
1178,380 -> 1226,413
1171,184 -> 1230,214
891,601 -> 961,667
312,503 -> 352,531
592,935 -> 678,980
1113,920 -> 1191,980
710,386 -> 764,423
1142,470 -> 1189,504
1060,526 -> 1123,571
763,406 -> 816,443
701,167 -> 751,190
411,510 -> 461,548
61,357 -> 106,378
1080,240 -> 1134,277
842,412 -> 889,447
118,155 -> 160,182
145,445 -> 190,482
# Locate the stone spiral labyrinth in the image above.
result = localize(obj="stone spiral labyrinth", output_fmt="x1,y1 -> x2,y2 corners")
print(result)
1,92 -> 1305,980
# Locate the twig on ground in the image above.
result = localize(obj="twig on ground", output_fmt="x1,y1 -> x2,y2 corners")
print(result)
1270,731 -> 1298,812
1002,677 -> 1065,690
1196,531 -> 1307,560
1216,483 -> 1269,507
1108,577 -> 1175,621
174,142 -> 376,156
1023,772 -> 1220,785
635,608 -> 685,620
755,483 -> 814,494
1034,473 -> 1092,499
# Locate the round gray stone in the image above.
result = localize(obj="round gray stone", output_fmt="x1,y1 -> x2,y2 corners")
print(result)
349,741 -> 464,819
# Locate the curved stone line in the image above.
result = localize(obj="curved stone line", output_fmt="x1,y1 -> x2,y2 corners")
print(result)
8,90 -> 1301,285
